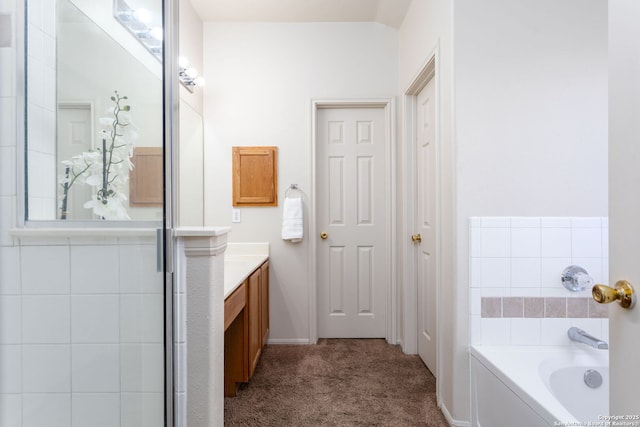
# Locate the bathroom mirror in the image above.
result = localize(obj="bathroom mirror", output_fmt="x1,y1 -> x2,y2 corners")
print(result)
25,0 -> 163,221
178,100 -> 204,226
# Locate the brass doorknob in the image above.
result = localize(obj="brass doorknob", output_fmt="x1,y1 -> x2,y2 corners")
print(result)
411,234 -> 422,243
320,232 -> 328,240
592,280 -> 635,309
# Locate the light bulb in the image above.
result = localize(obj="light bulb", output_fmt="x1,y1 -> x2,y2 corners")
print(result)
149,27 -> 163,41
194,76 -> 206,87
135,8 -> 152,24
186,67 -> 198,78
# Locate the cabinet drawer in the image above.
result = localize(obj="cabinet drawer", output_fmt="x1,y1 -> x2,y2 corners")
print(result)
224,282 -> 246,331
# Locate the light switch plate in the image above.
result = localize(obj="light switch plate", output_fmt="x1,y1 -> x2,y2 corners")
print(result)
231,208 -> 241,223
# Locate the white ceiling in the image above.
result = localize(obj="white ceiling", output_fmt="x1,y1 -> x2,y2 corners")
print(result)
188,0 -> 413,29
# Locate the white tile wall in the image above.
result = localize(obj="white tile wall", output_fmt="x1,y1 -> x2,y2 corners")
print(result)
0,196 -> 16,246
70,246 -> 120,294
120,294 -> 164,342
0,394 -> 22,426
22,393 -> 71,427
510,318 -> 541,346
119,245 -> 163,293
0,146 -> 15,196
21,245 -> 70,294
0,296 -> 21,344
2,235 -> 164,427
0,98 -> 15,146
541,228 -> 572,258
0,344 -> 21,393
71,295 -> 119,343
72,393 -> 120,427
120,343 -> 164,392
72,344 -> 120,392
511,258 -> 541,287
470,217 -> 609,346
540,318 -> 573,346
0,9 -> 17,420
22,295 -> 71,343
121,392 -> 164,427
22,344 -> 71,392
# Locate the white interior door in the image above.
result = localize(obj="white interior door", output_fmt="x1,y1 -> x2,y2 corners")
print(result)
415,79 -> 437,374
57,104 -> 94,220
317,106 -> 387,338
609,0 -> 640,415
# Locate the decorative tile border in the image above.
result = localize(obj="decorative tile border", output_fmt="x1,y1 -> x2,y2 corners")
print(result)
481,297 -> 608,318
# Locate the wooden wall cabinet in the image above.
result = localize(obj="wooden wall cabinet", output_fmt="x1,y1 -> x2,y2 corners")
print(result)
129,147 -> 163,206
232,146 -> 278,206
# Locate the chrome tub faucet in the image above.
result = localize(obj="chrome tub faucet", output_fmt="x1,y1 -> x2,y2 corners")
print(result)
567,327 -> 609,349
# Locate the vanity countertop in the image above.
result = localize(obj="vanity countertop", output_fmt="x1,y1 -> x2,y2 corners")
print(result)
224,243 -> 269,299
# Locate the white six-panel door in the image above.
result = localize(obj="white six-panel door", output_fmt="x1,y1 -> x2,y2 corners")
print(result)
609,0 -> 640,415
57,104 -> 94,220
415,79 -> 437,374
316,107 -> 387,338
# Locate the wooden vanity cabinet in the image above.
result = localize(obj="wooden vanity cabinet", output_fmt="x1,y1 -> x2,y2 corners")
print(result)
247,266 -> 262,378
224,259 -> 270,396
224,282 -> 248,396
248,260 -> 270,378
260,261 -> 270,347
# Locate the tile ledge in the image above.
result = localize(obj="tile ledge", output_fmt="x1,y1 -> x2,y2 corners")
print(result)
10,227 -> 157,238
175,226 -> 231,237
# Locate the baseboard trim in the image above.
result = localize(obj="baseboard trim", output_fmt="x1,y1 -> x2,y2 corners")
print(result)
439,402 -> 471,427
265,338 -> 311,345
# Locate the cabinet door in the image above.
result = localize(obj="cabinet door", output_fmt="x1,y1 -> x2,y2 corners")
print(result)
260,261 -> 269,346
248,267 -> 262,378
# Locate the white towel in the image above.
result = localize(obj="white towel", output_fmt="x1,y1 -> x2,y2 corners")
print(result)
282,196 -> 303,242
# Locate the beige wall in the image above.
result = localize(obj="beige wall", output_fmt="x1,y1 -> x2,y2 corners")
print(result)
179,0 -> 204,113
178,0 -> 205,226
202,22 -> 399,342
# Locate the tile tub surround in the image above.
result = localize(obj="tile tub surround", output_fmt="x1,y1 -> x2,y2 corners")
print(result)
469,217 -> 609,346
1,229 -> 164,427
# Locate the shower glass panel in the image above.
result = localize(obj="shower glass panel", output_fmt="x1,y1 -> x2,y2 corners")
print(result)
26,0 -> 163,222
8,0 -> 171,426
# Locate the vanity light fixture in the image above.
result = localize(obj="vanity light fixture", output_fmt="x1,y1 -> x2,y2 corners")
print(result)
178,56 -> 205,93
114,0 -> 162,61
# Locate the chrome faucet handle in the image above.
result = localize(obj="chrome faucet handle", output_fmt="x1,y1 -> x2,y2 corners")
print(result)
561,265 -> 594,292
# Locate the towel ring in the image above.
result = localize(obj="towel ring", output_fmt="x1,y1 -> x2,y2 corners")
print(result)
285,184 -> 302,198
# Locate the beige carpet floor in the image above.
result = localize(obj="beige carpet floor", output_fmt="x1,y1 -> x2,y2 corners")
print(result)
224,339 -> 449,426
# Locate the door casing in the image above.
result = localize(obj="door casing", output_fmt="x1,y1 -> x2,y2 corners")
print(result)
309,98 -> 396,345
401,46 -> 442,392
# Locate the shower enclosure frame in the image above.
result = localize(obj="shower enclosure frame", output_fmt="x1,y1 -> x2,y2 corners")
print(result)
13,0 -> 179,425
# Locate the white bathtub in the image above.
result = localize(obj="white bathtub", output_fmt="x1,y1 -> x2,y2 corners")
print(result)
471,345 -> 609,427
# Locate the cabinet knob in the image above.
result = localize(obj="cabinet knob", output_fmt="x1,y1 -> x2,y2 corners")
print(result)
320,232 -> 328,240
411,234 -> 422,243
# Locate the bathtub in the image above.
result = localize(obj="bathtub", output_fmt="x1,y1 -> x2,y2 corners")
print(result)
471,345 -> 609,427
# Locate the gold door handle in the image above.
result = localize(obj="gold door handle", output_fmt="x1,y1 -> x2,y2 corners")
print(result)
592,280 -> 635,309
411,234 -> 422,243
320,232 -> 328,240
